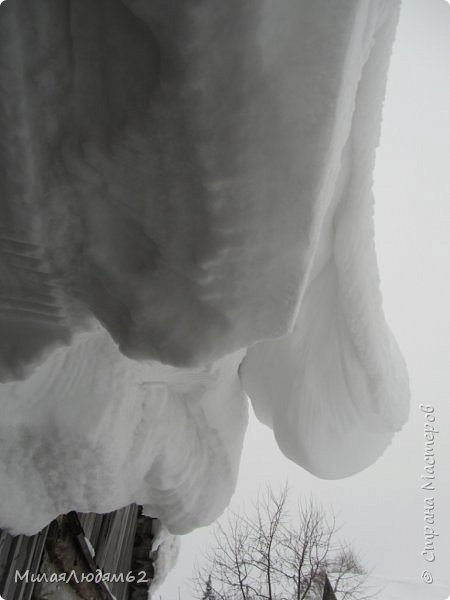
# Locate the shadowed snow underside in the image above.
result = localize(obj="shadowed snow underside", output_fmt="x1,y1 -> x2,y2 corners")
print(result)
1,0 -> 321,375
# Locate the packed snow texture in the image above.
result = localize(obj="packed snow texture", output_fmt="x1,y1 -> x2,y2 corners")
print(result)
0,328 -> 247,534
149,521 -> 181,596
0,0 -> 409,535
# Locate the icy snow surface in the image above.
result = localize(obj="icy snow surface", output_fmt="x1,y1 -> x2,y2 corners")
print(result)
0,0 -> 409,535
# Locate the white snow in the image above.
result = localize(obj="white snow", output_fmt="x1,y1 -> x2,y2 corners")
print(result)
0,328 -> 247,535
148,522 -> 180,597
0,0 -> 408,542
84,536 -> 96,559
366,574 -> 450,600
240,0 -> 410,478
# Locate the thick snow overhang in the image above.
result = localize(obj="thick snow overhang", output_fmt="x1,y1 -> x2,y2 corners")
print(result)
240,0 -> 410,478
0,0 -> 409,535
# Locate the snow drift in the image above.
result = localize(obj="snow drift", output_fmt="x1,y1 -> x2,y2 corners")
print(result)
0,0 -> 409,535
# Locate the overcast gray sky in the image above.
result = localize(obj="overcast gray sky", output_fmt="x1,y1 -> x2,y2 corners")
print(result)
159,1 -> 450,598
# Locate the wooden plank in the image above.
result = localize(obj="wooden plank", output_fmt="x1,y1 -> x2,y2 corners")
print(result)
0,530 -> 14,591
0,527 -> 48,600
1,506 -> 151,600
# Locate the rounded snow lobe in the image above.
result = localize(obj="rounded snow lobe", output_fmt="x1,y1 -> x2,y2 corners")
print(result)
0,0 -> 409,534
0,328 -> 248,536
240,0 -> 410,480
240,258 -> 409,481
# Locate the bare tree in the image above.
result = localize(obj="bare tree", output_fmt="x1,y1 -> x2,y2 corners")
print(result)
193,486 -> 376,600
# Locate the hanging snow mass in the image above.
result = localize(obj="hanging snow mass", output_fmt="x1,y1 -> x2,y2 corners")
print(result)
0,0 -> 409,536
